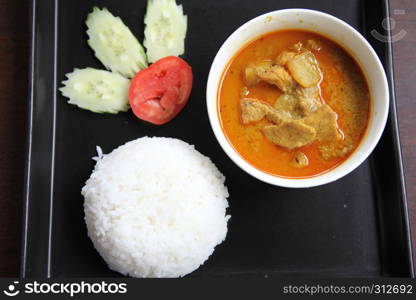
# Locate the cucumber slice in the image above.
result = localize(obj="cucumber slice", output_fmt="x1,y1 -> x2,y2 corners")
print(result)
59,68 -> 130,114
86,7 -> 147,78
143,0 -> 187,63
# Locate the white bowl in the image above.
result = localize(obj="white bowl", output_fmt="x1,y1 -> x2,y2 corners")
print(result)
206,9 -> 389,188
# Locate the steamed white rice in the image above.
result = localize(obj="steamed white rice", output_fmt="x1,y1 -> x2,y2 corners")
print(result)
82,137 -> 230,278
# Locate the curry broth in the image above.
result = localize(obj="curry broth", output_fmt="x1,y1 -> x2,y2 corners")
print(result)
218,30 -> 370,178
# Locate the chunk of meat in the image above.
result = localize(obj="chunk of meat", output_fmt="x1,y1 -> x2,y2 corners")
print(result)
244,61 -> 297,92
273,93 -> 303,119
240,98 -> 269,124
273,88 -> 322,119
291,151 -> 309,168
275,51 -> 296,66
294,86 -> 322,116
287,50 -> 323,88
262,120 -> 316,149
244,61 -> 273,86
257,64 -> 297,92
295,85 -> 321,100
240,97 -> 288,125
265,109 -> 286,125
303,104 -> 342,142
298,97 -> 321,116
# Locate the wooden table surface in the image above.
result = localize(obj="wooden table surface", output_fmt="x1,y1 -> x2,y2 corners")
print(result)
0,0 -> 414,277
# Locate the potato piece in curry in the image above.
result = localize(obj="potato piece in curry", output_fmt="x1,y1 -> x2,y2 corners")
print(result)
287,50 -> 323,88
219,30 -> 370,178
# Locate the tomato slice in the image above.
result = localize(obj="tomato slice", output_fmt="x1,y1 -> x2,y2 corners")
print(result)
129,56 -> 193,125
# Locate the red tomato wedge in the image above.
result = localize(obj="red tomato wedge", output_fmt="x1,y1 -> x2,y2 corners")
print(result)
129,56 -> 193,125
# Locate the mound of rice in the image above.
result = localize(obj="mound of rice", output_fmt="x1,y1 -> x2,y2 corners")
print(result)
82,137 -> 230,278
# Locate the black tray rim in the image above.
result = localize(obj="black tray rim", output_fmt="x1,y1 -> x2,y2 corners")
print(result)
20,0 -> 36,278
382,0 -> 414,277
20,0 -> 414,278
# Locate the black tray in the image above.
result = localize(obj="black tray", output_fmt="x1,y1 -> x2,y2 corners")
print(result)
22,0 -> 414,278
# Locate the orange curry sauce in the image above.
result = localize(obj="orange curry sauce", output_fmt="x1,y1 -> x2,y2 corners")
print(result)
218,30 -> 370,178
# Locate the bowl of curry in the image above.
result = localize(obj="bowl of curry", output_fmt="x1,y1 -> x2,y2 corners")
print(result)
207,9 -> 389,188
